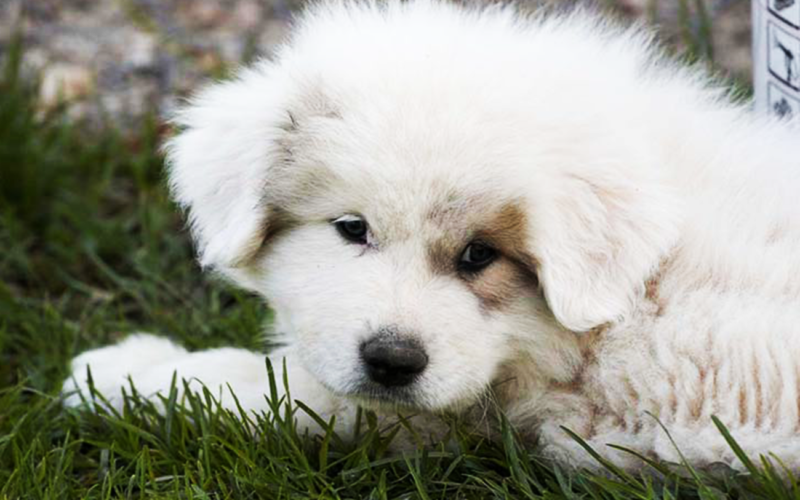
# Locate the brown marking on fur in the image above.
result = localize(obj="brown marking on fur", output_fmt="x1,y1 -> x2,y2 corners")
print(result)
586,404 -> 600,438
753,356 -> 764,428
623,376 -> 639,408
548,373 -> 584,395
738,384 -> 747,425
615,380 -> 636,432
475,203 -> 530,258
577,324 -> 605,364
617,414 -> 627,431
667,374 -> 678,416
427,201 -> 540,311
467,203 -> 541,311
544,324 -> 606,442
644,259 -> 670,317
537,330 -> 613,441
795,364 -> 800,431
427,236 -> 461,275
689,367 -> 706,421
232,205 -> 298,268
548,324 -> 605,396
465,259 -> 539,311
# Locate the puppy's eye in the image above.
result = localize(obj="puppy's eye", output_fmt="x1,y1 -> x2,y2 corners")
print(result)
334,216 -> 369,244
459,241 -> 497,273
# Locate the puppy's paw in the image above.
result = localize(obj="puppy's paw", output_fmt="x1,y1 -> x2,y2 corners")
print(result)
62,336 -> 360,440
62,333 -> 188,409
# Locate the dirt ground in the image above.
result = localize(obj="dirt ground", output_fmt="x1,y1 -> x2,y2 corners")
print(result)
0,0 -> 752,126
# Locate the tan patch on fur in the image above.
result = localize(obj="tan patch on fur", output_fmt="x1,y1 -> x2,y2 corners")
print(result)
667,373 -> 678,416
585,403 -> 600,438
425,190 -> 479,274
547,324 -> 605,394
644,259 -> 670,317
468,259 -> 539,311
536,326 -> 608,440
795,365 -> 800,431
427,201 -> 539,311
623,376 -> 640,409
753,356 -> 764,427
579,324 -> 607,352
427,236 -> 462,276
689,368 -> 705,421
738,384 -> 747,425
232,205 -> 297,268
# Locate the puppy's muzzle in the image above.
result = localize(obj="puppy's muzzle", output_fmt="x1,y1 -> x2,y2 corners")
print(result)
360,333 -> 428,387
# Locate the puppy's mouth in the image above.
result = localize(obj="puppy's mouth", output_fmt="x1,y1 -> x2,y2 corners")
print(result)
346,380 -> 421,410
345,379 -> 483,413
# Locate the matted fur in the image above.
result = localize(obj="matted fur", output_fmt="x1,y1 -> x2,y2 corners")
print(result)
63,0 -> 800,470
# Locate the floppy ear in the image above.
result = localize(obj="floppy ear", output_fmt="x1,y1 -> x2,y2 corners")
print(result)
532,171 -> 682,332
165,64 -> 293,271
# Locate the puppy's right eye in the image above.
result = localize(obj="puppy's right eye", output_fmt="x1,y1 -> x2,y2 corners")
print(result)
333,215 -> 369,244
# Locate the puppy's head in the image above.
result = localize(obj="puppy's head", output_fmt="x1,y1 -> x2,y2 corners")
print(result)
166,1 -> 684,411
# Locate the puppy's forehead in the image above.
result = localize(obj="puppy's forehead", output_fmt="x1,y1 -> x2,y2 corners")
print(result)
276,81 -> 533,237
363,178 -> 518,240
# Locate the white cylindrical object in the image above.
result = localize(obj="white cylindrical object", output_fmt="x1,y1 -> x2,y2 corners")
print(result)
753,0 -> 800,118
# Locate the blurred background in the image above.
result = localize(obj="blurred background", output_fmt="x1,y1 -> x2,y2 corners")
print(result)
0,0 -> 752,128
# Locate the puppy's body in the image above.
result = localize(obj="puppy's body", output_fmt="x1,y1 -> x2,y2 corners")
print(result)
63,1 -> 800,470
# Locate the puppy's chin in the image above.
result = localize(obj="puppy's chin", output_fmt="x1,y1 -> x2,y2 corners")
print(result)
338,380 -> 486,415
348,384 -> 421,413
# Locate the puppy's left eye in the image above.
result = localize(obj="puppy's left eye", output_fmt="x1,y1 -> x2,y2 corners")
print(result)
334,215 -> 369,244
459,241 -> 497,273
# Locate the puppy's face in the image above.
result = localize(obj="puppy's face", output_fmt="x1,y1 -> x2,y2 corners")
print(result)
256,156 -> 556,409
228,101 -> 570,410
262,201 -> 544,410
166,2 -> 684,412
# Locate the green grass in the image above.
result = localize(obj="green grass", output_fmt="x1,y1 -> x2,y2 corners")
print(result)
0,30 -> 792,499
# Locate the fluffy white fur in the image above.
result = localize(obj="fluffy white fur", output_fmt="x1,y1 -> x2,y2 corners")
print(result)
62,0 -> 800,470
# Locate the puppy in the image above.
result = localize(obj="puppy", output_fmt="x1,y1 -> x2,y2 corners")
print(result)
63,0 -> 800,470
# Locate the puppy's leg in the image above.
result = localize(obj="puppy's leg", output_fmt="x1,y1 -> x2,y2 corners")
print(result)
62,333 -> 189,408
62,334 -> 356,435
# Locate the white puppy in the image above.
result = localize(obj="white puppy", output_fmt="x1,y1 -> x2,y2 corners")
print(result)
63,0 -> 800,470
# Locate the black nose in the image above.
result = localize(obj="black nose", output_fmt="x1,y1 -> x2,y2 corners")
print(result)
360,335 -> 428,387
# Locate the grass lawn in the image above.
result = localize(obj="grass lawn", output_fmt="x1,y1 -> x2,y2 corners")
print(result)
0,23 -> 796,499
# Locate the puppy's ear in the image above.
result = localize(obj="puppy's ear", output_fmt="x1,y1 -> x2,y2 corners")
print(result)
532,171 -> 681,332
165,65 -> 293,270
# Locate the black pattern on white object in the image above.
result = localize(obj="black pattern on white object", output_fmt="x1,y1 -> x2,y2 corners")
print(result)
768,22 -> 800,89
770,0 -> 800,29
774,97 -> 793,118
768,82 -> 800,119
